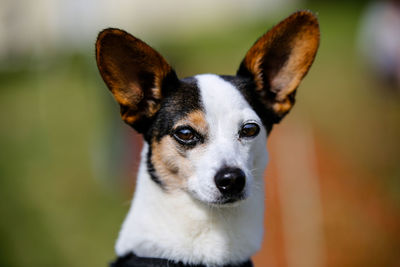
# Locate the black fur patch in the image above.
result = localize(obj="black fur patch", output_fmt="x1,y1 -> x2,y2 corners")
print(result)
131,70 -> 180,135
144,77 -> 203,186
220,75 -> 278,134
146,145 -> 163,186
144,77 -> 202,142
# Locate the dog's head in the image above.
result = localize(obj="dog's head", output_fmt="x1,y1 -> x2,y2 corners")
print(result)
96,11 -> 319,205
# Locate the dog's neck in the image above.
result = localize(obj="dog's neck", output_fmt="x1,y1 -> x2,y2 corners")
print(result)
115,144 -> 265,267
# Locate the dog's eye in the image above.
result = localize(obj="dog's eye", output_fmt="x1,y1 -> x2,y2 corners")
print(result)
175,128 -> 194,140
239,123 -> 260,138
173,127 -> 199,145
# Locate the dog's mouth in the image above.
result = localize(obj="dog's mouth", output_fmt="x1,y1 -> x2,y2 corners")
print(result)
187,187 -> 248,207
208,193 -> 247,207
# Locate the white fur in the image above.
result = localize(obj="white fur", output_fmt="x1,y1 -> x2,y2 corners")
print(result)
115,74 -> 269,266
189,74 -> 268,204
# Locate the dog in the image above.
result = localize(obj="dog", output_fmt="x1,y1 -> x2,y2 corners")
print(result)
95,10 -> 319,267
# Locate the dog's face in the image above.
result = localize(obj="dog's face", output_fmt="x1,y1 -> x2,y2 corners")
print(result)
96,11 -> 319,205
144,74 -> 269,205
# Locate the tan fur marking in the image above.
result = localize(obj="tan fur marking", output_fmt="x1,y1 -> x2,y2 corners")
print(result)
175,110 -> 208,135
151,137 -> 193,190
150,110 -> 208,190
241,11 -> 320,118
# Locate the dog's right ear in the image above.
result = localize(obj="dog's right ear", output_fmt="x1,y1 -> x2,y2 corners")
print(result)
96,28 -> 178,133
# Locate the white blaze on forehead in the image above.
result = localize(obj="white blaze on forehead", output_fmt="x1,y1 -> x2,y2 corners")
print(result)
195,74 -> 260,134
187,74 -> 268,203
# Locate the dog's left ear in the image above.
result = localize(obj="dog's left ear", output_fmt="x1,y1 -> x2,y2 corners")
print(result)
237,11 -> 320,125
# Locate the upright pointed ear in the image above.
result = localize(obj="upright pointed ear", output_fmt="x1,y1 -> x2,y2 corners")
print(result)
237,11 -> 320,124
96,28 -> 179,133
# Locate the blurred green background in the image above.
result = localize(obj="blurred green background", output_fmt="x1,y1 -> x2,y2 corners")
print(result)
1,0 -> 399,266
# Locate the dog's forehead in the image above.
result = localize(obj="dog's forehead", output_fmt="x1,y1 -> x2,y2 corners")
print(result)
150,74 -> 259,142
195,74 -> 259,129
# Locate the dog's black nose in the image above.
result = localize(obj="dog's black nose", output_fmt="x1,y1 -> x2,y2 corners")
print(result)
214,167 -> 246,196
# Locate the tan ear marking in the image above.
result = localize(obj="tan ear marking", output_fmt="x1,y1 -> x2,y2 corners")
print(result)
238,11 -> 320,120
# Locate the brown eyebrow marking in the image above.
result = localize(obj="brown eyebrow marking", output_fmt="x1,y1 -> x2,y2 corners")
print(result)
174,110 -> 209,137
